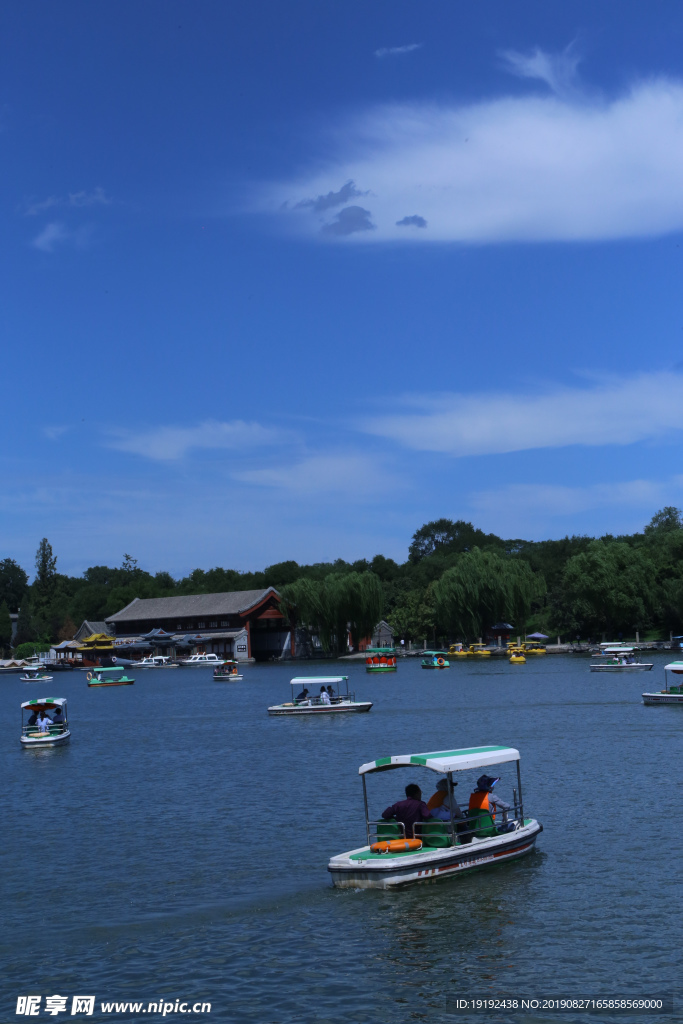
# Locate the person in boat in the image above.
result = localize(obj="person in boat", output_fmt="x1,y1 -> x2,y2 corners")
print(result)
37,711 -> 52,732
27,708 -> 39,727
382,784 -> 433,839
469,775 -> 513,831
52,706 -> 64,726
427,778 -> 463,821
319,686 -> 331,705
326,684 -> 336,701
295,687 -> 310,702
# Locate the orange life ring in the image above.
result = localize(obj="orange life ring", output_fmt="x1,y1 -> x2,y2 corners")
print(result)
437,657 -> 445,666
371,839 -> 422,854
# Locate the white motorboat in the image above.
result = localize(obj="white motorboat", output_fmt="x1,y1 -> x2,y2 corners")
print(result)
268,676 -> 373,716
179,653 -> 225,667
590,650 -> 653,672
136,655 -> 178,669
20,698 -> 71,747
328,745 -> 542,889
19,667 -> 54,683
642,661 -> 683,704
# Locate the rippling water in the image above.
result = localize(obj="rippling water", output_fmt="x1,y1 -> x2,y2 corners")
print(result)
1,654 -> 680,1022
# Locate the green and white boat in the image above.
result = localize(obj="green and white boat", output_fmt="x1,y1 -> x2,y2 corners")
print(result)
268,676 -> 372,715
642,661 -> 683,704
87,666 -> 135,687
421,650 -> 450,669
328,745 -> 542,889
20,698 -> 70,747
364,647 -> 397,672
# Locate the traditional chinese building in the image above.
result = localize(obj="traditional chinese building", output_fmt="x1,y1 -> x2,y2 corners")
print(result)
105,588 -> 291,661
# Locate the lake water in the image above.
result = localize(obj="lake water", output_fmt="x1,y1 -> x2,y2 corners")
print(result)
1,654 -> 680,1023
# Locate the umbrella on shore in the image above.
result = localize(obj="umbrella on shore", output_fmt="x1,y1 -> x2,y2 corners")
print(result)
526,632 -> 549,640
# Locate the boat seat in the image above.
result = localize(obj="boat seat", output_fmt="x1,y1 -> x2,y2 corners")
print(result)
468,810 -> 498,838
377,821 -> 402,840
421,821 -> 453,848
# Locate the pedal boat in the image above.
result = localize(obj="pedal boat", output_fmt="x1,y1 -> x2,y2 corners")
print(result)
509,649 -> 526,664
421,651 -> 450,669
365,647 -> 397,672
468,643 -> 491,658
643,661 -> 683,704
590,648 -> 653,672
268,676 -> 373,715
20,698 -> 70,747
448,644 -> 469,658
213,660 -> 243,681
20,667 -> 54,683
87,666 -> 135,687
328,745 -> 542,889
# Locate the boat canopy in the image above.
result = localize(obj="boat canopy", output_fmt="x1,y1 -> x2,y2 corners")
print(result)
364,648 -> 394,654
422,651 -> 449,657
359,744 -> 520,776
290,676 -> 348,685
95,666 -> 125,673
664,662 -> 683,672
21,697 -> 67,710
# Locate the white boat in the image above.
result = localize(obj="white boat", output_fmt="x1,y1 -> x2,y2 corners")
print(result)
328,744 -> 542,889
213,660 -> 243,681
179,653 -> 225,667
136,655 -> 178,669
268,676 -> 373,716
590,650 -> 653,672
19,667 -> 54,683
20,698 -> 71,747
643,661 -> 683,704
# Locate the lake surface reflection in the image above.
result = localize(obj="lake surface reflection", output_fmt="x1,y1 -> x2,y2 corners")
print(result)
1,654 -> 680,1022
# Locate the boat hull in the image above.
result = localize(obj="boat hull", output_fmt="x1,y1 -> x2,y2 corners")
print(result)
214,674 -> 243,681
328,820 -> 542,889
642,692 -> 683,704
87,680 -> 134,687
590,664 -> 653,672
366,666 -> 396,673
20,729 -> 71,747
268,701 -> 373,715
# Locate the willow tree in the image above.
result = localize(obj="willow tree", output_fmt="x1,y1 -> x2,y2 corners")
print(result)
432,549 -> 545,641
281,571 -> 383,655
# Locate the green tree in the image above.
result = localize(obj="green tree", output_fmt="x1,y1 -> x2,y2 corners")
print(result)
561,540 -> 657,637
0,558 -> 29,611
34,539 -> 57,606
0,600 -> 12,653
644,507 -> 682,535
387,589 -> 435,643
281,571 -> 383,654
432,549 -> 545,641
14,599 -> 35,646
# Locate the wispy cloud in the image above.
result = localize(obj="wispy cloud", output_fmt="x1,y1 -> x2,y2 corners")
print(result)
363,372 -> 683,456
321,205 -> 374,236
294,180 -> 368,213
108,420 -> 289,461
25,187 -> 111,216
43,426 -> 70,441
499,43 -> 581,96
237,454 -> 397,496
32,222 -> 69,252
375,43 -> 422,58
270,73 -> 683,243
31,221 -> 93,253
470,477 -> 683,517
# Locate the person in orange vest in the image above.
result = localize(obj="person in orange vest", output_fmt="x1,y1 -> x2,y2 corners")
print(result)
468,774 -> 513,833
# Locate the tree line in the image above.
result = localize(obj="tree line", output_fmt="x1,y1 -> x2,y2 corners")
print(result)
2,507 -> 683,654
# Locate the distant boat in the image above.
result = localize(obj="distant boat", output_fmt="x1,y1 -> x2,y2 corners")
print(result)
178,653 -> 225,667
87,667 -> 135,687
20,698 -> 70,747
642,661 -> 683,704
268,676 -> 372,715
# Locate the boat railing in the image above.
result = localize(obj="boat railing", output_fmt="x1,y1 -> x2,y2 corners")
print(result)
294,693 -> 354,706
367,819 -> 407,843
21,722 -> 67,737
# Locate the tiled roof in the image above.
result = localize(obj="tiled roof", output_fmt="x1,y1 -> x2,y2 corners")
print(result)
106,589 -> 280,623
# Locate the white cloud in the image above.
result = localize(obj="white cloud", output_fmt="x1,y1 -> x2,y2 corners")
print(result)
363,372 -> 683,456
271,75 -> 683,243
108,420 -> 288,461
470,478 -> 679,518
32,222 -> 69,252
25,187 -> 111,216
499,43 -> 581,96
237,454 -> 396,496
43,426 -> 70,441
375,43 -> 422,58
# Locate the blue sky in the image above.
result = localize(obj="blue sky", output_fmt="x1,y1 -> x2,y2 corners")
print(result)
5,1 -> 683,576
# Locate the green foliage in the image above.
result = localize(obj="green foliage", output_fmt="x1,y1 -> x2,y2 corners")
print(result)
14,641 -> 50,658
432,549 -> 545,641
281,571 -> 383,654
14,600 -> 35,646
0,600 -> 11,651
0,558 -> 28,612
561,540 -> 657,636
408,519 -> 503,563
387,589 -> 435,642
